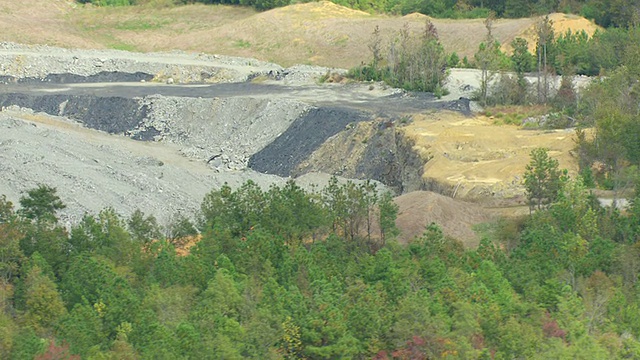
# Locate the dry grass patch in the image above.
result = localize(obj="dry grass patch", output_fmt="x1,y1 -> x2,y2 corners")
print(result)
483,104 -> 552,125
69,3 -> 256,52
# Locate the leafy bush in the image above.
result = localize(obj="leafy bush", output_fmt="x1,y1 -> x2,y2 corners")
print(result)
484,73 -> 532,106
447,52 -> 460,67
348,21 -> 449,95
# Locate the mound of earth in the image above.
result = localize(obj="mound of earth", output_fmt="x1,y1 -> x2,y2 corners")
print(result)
394,191 -> 493,247
0,1 -> 596,245
502,12 -> 601,54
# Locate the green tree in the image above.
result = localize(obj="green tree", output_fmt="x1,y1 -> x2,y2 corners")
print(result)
191,269 -> 245,359
68,208 -> 136,265
511,37 -> 534,74
18,185 -> 65,224
524,148 -> 564,213
280,316 -> 303,360
510,37 -> 534,103
165,212 -> 198,245
535,15 -> 555,104
0,196 -> 24,284
60,255 -> 139,336
360,20 -> 449,94
504,0 -> 530,18
127,209 -> 161,245
23,265 -> 67,334
475,14 -> 499,106
389,292 -> 449,356
578,270 -> 614,333
0,309 -> 17,359
379,191 -> 399,247
142,284 -> 197,329
57,303 -> 106,358
10,327 -> 46,360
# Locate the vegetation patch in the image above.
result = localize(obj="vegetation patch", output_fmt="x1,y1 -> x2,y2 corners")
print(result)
233,39 -> 251,49
348,21 -> 449,96
484,105 -> 550,126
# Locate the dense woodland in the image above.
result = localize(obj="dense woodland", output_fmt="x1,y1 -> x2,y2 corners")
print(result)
1,144 -> 640,359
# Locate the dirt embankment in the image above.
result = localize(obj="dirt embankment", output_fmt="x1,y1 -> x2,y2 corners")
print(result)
294,119 -> 426,194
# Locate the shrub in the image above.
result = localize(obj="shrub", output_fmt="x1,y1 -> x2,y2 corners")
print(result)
485,74 -> 532,106
348,20 -> 449,95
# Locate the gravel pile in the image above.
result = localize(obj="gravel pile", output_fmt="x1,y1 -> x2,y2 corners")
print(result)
0,42 -> 284,83
0,106 -> 385,226
0,108 -> 282,225
135,95 -> 309,170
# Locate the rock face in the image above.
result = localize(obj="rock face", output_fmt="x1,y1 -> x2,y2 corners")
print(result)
248,107 -> 372,176
0,93 -> 148,134
293,119 -> 427,194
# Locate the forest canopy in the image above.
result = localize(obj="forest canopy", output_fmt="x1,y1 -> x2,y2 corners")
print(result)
1,166 -> 640,358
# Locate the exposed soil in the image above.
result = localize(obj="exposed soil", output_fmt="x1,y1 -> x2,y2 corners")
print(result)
395,191 -> 493,247
402,111 -> 579,201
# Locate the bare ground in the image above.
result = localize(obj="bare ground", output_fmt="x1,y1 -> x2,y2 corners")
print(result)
402,111 -> 579,201
395,191 -> 493,247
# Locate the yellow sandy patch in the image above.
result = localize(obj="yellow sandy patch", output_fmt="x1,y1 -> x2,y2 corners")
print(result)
402,111 -> 579,200
502,12 -> 601,54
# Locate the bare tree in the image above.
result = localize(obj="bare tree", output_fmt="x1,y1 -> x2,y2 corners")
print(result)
475,13 -> 498,106
535,16 -> 554,104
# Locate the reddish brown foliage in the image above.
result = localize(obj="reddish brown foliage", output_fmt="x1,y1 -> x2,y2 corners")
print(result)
471,333 -> 485,349
35,341 -> 80,360
390,336 -> 428,360
542,314 -> 566,340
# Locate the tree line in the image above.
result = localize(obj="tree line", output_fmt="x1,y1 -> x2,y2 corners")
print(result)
77,0 -> 640,27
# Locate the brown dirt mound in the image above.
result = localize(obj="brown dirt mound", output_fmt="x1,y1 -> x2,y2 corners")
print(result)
395,190 -> 492,248
502,12 -> 601,54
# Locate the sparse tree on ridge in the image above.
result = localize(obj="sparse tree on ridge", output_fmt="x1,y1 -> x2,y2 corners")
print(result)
476,14 -> 495,106
535,15 -> 554,104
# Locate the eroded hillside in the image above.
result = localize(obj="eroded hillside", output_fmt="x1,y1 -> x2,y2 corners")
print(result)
0,1 -> 599,68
